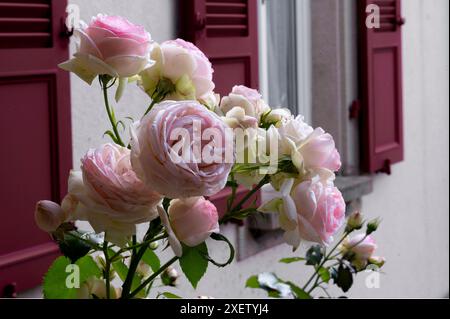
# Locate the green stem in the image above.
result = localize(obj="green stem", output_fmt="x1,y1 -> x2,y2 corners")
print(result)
127,256 -> 179,299
101,77 -> 125,147
111,234 -> 168,261
102,241 -> 111,299
143,97 -> 159,116
121,244 -> 147,298
226,175 -> 270,217
302,232 -> 349,292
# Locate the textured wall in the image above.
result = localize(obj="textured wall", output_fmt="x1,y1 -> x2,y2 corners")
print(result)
61,0 -> 449,299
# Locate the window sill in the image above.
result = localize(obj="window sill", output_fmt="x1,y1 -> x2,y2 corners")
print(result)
236,175 -> 374,260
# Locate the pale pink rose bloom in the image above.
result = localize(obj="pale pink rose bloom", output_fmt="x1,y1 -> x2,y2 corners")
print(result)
220,85 -> 269,119
300,128 -> 342,172
163,39 -> 213,82
289,179 -> 346,246
34,200 -> 69,232
169,197 -> 219,247
130,100 -> 233,198
67,143 -> 162,246
139,39 -> 214,100
341,234 -> 384,270
59,14 -> 152,84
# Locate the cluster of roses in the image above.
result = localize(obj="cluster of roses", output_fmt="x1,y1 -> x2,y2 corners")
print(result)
33,14 -> 382,298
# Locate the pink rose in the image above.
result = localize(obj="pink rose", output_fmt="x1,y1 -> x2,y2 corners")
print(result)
139,39 -> 214,100
220,85 -> 269,119
67,143 -> 162,246
169,197 -> 219,247
158,197 -> 219,256
130,100 -> 233,198
299,128 -> 341,172
59,14 -> 152,84
341,234 -> 384,270
289,179 -> 346,246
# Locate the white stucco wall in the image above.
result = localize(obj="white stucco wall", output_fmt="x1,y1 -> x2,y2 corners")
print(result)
65,0 -> 448,298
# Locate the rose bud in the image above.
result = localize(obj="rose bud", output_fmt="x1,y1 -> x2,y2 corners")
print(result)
161,266 -> 179,286
340,234 -> 383,271
34,200 -> 69,232
366,218 -> 381,235
345,211 -> 364,232
169,197 -> 219,247
158,197 -> 219,257
368,256 -> 386,268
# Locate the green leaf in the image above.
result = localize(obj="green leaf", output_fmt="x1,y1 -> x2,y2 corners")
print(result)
179,243 -> 208,289
141,249 -> 161,272
286,281 -> 311,299
279,257 -> 305,264
43,255 -> 102,299
58,232 -> 92,263
245,275 -> 260,288
161,292 -> 182,299
257,273 -> 292,298
103,130 -> 118,144
318,267 -> 331,283
111,259 -> 128,282
334,264 -> 354,293
305,245 -> 324,266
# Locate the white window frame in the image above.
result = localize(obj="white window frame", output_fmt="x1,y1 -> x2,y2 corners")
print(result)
258,0 -> 312,122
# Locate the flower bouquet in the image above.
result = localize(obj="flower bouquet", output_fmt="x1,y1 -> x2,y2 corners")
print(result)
34,14 -> 384,299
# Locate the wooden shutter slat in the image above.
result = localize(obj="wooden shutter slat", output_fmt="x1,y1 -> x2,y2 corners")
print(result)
0,2 -> 51,19
0,17 -> 51,32
0,0 -> 52,48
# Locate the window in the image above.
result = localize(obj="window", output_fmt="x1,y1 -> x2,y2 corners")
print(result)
258,0 -> 312,121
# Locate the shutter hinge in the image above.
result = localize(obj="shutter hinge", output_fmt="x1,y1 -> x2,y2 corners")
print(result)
349,100 -> 361,119
377,159 -> 392,175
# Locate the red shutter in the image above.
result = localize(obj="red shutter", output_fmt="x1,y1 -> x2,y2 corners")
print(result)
0,0 -> 71,294
180,0 -> 261,217
358,0 -> 404,174
180,0 -> 259,96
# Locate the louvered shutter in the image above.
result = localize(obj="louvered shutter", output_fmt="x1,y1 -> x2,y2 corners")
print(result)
358,0 -> 404,174
180,0 -> 259,96
0,0 -> 71,294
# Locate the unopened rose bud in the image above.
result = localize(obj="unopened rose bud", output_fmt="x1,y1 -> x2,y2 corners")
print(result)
366,218 -> 381,235
340,234 -> 379,271
346,211 -> 364,232
34,200 -> 68,232
137,261 -> 151,278
161,266 -> 179,286
368,256 -> 386,268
